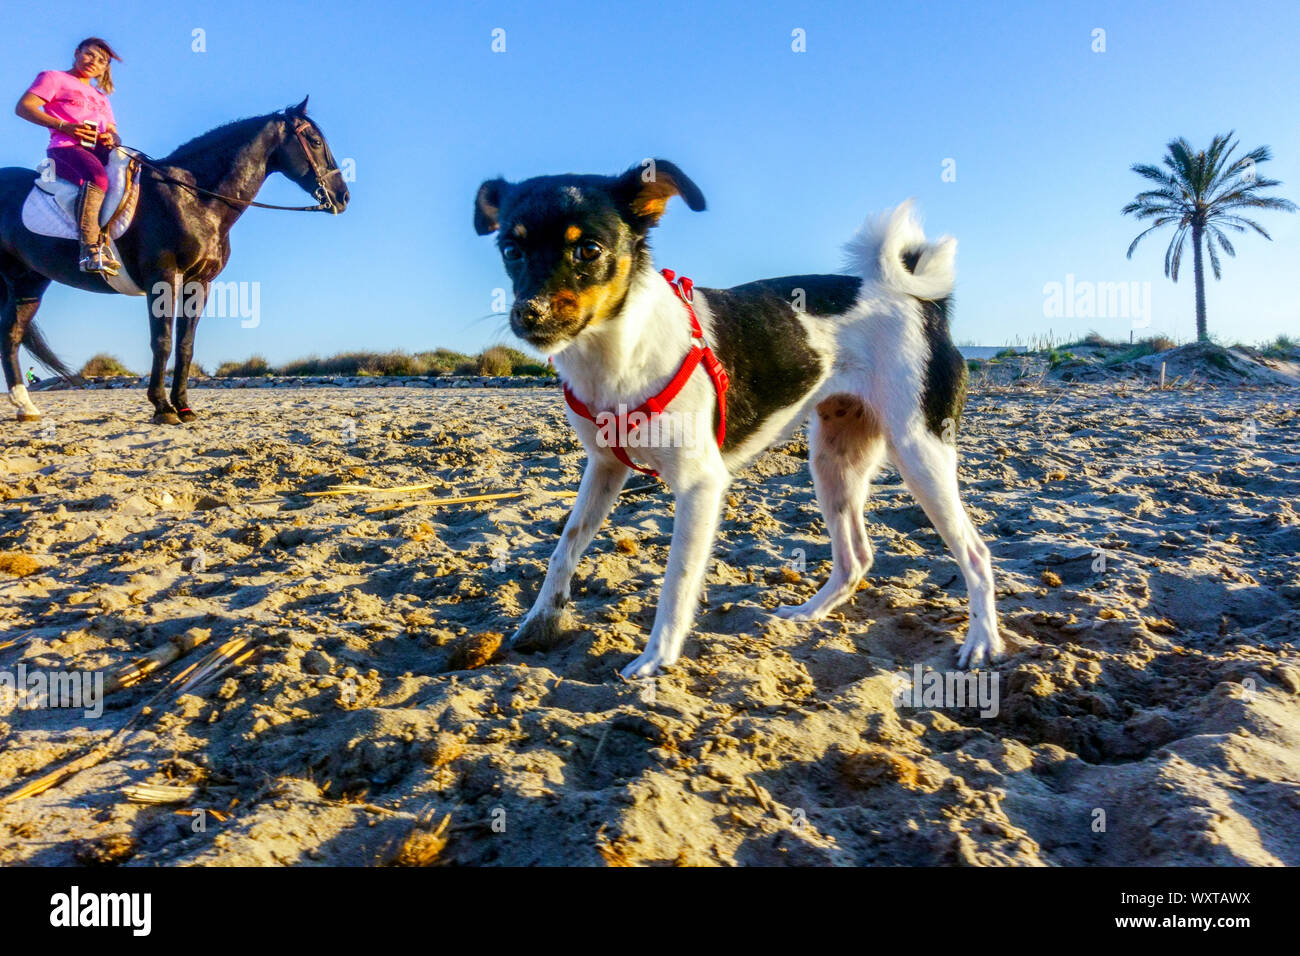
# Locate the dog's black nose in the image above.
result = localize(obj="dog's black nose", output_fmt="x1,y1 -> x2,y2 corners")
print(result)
512,300 -> 546,331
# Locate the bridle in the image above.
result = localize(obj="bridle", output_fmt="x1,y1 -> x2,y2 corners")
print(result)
124,116 -> 341,213
285,116 -> 341,213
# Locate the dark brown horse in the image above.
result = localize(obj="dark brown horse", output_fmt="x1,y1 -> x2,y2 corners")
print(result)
0,97 -> 348,423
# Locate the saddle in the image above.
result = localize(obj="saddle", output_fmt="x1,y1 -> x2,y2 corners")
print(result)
21,146 -> 142,242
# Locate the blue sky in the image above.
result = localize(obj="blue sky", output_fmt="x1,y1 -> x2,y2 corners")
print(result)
2,0 -> 1297,372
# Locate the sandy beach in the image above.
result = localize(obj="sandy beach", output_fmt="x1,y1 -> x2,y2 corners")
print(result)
1,381 -> 1298,866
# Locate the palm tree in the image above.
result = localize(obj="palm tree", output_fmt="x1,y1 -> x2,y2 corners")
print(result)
1123,133 -> 1295,342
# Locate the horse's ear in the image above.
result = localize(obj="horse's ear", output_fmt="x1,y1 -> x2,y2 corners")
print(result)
289,96 -> 309,116
475,178 -> 509,235
613,159 -> 706,228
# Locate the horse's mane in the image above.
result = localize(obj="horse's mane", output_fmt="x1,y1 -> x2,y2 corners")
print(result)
159,112 -> 287,176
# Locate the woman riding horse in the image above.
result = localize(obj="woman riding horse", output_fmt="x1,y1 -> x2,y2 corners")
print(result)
14,37 -> 124,277
1,92 -> 348,423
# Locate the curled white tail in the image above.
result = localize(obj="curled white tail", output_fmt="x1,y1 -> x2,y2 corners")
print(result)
843,199 -> 956,301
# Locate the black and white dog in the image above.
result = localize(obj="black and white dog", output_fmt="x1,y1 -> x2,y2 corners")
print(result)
474,160 -> 1001,679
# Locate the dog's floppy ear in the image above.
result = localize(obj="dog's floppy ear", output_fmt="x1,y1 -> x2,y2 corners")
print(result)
474,178 -> 510,235
614,159 -> 706,227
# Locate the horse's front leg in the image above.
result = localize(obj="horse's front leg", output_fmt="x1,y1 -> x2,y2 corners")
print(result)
171,280 -> 205,422
145,276 -> 181,425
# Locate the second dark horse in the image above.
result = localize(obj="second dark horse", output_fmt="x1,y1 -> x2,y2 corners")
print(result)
0,97 -> 349,423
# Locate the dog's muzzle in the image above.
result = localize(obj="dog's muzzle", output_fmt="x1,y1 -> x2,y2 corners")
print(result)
511,300 -> 562,347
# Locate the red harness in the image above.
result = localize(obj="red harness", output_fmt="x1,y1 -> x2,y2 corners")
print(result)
561,269 -> 730,477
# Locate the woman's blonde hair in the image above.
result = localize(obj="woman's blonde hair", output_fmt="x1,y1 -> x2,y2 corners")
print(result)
76,37 -> 122,95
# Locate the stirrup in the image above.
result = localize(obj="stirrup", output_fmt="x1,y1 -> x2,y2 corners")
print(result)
98,242 -> 122,276
79,244 -> 119,277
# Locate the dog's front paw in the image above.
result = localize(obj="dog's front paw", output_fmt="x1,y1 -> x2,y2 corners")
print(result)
774,601 -> 828,622
957,625 -> 1004,669
620,649 -> 673,680
510,610 -> 571,652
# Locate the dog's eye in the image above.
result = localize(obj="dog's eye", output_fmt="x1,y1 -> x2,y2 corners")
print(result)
501,241 -> 523,262
574,240 -> 602,262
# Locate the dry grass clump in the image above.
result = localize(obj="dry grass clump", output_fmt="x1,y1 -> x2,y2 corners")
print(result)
422,733 -> 464,768
0,552 -> 41,577
446,632 -> 503,671
73,833 -> 137,866
595,832 -> 637,867
384,812 -> 451,866
839,746 -> 925,791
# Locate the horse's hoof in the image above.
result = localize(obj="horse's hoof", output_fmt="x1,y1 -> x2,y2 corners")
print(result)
178,408 -> 198,423
16,412 -> 41,423
153,411 -> 182,425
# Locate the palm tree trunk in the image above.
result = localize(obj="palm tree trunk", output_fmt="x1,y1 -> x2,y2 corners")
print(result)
1192,222 -> 1208,342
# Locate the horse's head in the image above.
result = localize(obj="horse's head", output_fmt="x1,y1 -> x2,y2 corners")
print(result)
270,96 -> 350,213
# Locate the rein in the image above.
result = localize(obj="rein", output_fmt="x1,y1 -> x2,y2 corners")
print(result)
120,118 -> 339,213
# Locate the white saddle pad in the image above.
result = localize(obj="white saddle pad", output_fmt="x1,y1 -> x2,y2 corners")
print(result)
21,146 -> 139,241
20,147 -> 146,296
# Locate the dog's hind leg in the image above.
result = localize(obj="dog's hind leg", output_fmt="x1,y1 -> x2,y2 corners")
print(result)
778,394 -> 884,621
511,454 -> 630,650
887,423 -> 1002,667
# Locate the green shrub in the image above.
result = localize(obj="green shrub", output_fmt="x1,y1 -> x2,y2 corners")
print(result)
213,346 -> 559,379
1063,331 -> 1123,349
477,346 -> 514,376
215,355 -> 271,377
360,352 -> 420,376
1106,336 -> 1176,365
79,353 -> 135,377
1260,334 -> 1297,357
1205,347 -> 1233,371
277,351 -> 439,377
1047,349 -> 1076,369
420,349 -> 473,375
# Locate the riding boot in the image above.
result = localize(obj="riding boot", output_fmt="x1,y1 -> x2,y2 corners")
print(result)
76,184 -> 118,276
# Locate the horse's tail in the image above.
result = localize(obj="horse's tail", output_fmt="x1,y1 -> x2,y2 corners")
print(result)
22,320 -> 81,384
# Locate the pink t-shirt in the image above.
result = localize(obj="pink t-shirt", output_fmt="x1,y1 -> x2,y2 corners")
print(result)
26,70 -> 116,149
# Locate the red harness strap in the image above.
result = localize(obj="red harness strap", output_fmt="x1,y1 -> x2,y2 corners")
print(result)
561,269 -> 730,477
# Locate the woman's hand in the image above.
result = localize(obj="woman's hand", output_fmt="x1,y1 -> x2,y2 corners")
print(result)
97,126 -> 119,147
64,121 -> 99,145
